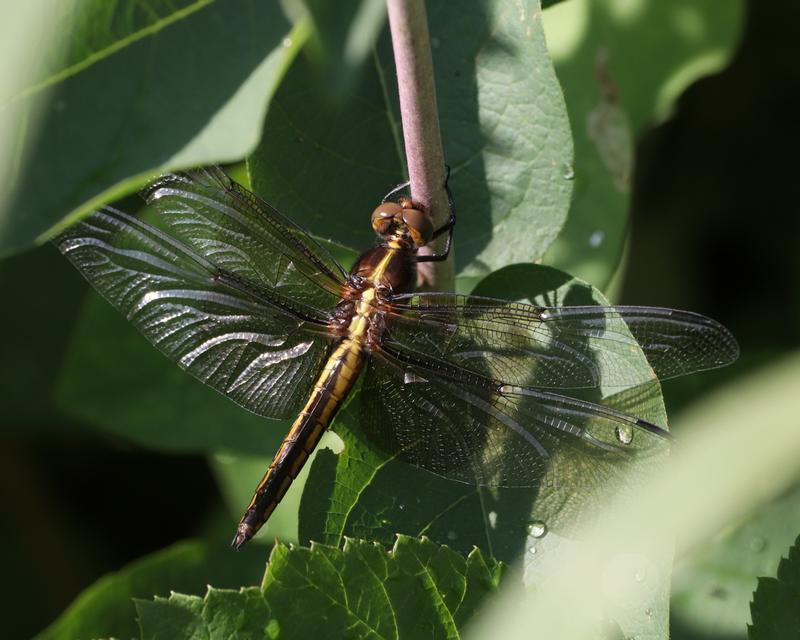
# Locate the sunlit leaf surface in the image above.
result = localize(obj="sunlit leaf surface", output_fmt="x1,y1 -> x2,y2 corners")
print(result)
134,537 -> 505,640
1,1 -> 296,253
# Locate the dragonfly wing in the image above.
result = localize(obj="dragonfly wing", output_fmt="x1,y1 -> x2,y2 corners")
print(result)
359,346 -> 668,489
141,166 -> 347,303
57,172 -> 342,419
386,293 -> 739,390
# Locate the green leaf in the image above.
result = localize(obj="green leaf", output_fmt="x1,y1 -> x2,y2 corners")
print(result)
249,0 -> 573,280
541,0 -> 745,289
672,483 -> 800,639
748,534 -> 800,640
671,354 -> 800,639
1,0 -> 298,254
136,537 -> 505,640
36,539 -> 266,640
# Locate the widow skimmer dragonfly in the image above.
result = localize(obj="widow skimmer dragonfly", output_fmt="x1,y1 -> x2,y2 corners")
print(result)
57,166 -> 738,549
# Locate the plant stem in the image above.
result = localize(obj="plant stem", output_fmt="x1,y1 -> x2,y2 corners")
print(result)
386,0 -> 453,291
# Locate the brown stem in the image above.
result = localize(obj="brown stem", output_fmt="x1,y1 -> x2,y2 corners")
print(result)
386,0 -> 454,291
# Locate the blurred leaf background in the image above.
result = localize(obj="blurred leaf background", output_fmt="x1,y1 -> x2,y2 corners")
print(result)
0,0 -> 798,638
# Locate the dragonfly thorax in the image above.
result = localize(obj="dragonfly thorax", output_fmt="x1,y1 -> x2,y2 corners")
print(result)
349,243 -> 417,295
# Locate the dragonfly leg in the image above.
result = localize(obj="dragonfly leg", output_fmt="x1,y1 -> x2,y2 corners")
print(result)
416,165 -> 456,263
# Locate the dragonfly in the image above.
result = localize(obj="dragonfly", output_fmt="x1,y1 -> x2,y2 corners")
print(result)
57,166 -> 739,549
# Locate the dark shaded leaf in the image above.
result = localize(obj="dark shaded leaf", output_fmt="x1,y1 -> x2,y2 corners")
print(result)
541,0 -> 744,288
36,539 -> 265,640
748,533 -> 800,640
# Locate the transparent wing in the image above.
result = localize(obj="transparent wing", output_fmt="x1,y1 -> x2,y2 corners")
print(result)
385,293 -> 739,390
142,166 -> 347,304
56,168 -> 345,419
359,345 -> 668,489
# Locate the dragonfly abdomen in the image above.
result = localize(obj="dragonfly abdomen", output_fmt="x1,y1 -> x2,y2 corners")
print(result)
231,338 -> 365,550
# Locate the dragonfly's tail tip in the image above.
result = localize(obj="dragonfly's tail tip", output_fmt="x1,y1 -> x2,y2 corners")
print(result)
230,523 -> 254,551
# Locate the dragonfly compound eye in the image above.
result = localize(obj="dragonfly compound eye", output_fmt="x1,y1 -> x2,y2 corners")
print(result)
371,202 -> 403,236
400,205 -> 434,247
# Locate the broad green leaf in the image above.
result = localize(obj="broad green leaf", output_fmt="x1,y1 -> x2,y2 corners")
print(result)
749,534 -> 800,640
136,537 -> 505,640
28,0 -> 204,85
541,0 -> 745,289
672,483 -> 800,640
670,355 -> 800,639
249,0 -> 573,280
299,263 -> 670,636
1,0 -> 299,254
36,539 -> 265,640
55,293 -> 290,456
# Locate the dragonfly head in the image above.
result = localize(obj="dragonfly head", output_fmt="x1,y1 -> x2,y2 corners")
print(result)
371,196 -> 434,248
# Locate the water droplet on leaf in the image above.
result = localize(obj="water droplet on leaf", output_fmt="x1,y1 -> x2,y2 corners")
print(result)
526,520 -> 547,538
615,425 -> 633,445
750,536 -> 766,552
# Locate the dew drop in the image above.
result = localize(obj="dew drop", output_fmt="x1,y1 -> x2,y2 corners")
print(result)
282,37 -> 292,48
398,504 -> 405,511
634,566 -> 647,583
528,546 -> 537,555
380,518 -> 391,527
589,229 -> 605,247
488,511 -> 498,529
526,520 -> 547,538
615,425 -> 634,445
562,162 -> 575,180
750,536 -> 767,552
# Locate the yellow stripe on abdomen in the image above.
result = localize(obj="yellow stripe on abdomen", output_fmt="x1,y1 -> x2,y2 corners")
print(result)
232,338 -> 364,549
232,246 -> 407,550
